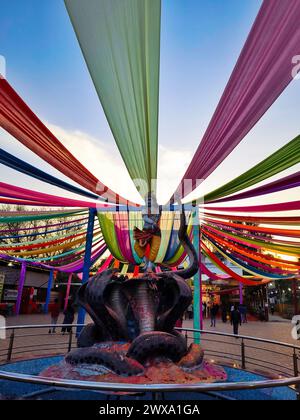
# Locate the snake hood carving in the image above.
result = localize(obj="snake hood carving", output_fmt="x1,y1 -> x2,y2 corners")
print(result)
66,210 -> 201,376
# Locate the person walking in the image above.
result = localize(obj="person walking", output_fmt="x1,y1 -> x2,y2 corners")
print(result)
210,303 -> 219,328
231,305 -> 242,337
48,298 -> 60,334
203,302 -> 207,318
221,305 -> 227,323
239,304 -> 248,323
61,302 -> 75,334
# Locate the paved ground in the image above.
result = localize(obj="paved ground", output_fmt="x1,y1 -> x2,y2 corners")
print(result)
0,313 -> 299,379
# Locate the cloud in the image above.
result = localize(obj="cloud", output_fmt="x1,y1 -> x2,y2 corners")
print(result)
157,145 -> 193,203
46,123 -> 192,204
46,122 -> 143,203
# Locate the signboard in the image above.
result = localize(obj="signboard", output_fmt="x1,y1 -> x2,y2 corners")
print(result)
0,273 -> 5,302
3,289 -> 18,302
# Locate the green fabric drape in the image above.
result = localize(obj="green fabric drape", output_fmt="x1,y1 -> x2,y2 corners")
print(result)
196,135 -> 300,203
156,211 -> 174,263
128,211 -> 143,263
65,0 -> 161,198
98,213 -> 125,262
164,214 -> 193,265
0,210 -> 86,224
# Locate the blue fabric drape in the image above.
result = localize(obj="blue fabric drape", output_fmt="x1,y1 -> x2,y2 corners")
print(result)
0,148 -> 101,200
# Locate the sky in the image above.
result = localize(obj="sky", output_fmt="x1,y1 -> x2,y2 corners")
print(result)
0,0 -> 299,211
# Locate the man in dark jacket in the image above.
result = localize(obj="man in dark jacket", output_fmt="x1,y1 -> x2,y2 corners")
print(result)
231,305 -> 242,337
210,303 -> 219,327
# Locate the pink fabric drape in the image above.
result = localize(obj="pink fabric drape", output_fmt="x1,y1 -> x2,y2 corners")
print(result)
200,262 -> 231,281
0,181 -> 112,208
171,0 -> 300,200
96,255 -> 113,273
113,213 -> 135,263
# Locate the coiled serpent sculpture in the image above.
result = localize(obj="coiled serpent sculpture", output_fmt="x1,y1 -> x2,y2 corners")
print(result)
65,211 -> 204,376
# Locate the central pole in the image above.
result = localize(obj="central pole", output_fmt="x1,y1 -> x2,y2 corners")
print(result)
15,261 -> 26,315
76,208 -> 96,336
44,269 -> 54,314
239,282 -> 243,305
192,205 -> 201,344
64,273 -> 73,311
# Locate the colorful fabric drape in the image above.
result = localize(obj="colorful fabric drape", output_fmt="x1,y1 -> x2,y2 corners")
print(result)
0,218 -> 88,240
200,262 -> 231,281
113,212 -> 135,264
0,209 -> 85,224
0,227 -> 91,249
204,217 -> 300,238
65,0 -> 161,198
0,77 -> 136,206
202,212 -> 300,226
155,212 -> 174,263
203,200 -> 300,213
171,0 -> 300,201
0,240 -> 106,273
203,233 -> 300,270
205,236 -> 297,279
96,255 -> 113,273
0,148 -> 101,200
205,171 -> 300,204
201,135 -> 300,203
202,242 -> 266,286
0,181 -> 113,209
98,210 -> 191,265
203,224 -> 300,256
204,221 -> 300,246
98,213 -> 126,261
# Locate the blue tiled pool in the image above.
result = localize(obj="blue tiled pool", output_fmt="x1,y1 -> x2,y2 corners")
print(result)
0,357 -> 297,400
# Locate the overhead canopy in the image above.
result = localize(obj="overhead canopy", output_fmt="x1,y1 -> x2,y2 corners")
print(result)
171,0 -> 300,202
65,0 -> 161,198
0,76 -> 137,206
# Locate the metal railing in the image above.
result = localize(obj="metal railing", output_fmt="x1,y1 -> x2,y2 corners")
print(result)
0,324 -> 299,397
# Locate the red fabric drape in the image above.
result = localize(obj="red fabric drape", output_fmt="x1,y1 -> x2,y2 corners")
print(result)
0,77 -> 138,206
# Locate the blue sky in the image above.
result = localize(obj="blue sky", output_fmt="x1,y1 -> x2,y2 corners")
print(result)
0,0 -> 299,208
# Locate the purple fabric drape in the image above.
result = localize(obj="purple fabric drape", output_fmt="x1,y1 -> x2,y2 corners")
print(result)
206,171 -> 300,204
171,0 -> 300,201
203,200 -> 300,213
0,244 -> 106,273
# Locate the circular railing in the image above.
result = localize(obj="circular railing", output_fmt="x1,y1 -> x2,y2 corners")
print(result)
0,324 -> 299,397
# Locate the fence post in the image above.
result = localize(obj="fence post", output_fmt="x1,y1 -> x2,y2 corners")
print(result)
76,208 -> 96,336
241,338 -> 246,370
293,348 -> 299,376
7,329 -> 15,362
68,328 -> 73,353
293,348 -> 300,400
